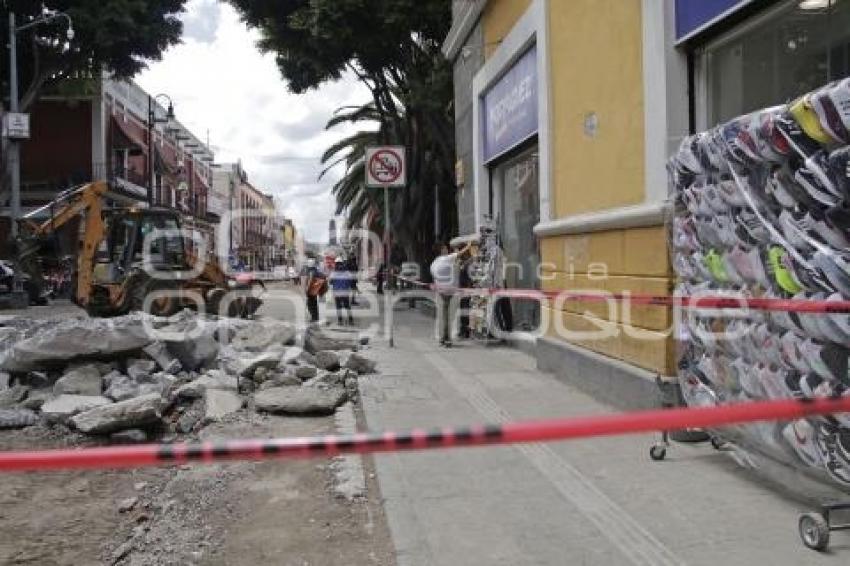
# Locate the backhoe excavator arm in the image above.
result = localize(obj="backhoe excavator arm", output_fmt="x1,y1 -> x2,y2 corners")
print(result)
17,181 -> 109,306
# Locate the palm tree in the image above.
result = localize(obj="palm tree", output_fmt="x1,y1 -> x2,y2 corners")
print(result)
320,98 -> 456,268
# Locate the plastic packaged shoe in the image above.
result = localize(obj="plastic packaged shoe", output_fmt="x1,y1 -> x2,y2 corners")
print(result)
778,210 -> 816,253
717,175 -> 748,207
782,419 -> 824,467
790,94 -> 839,146
758,363 -> 790,400
826,77 -> 850,132
812,251 -> 850,298
795,167 -> 841,206
780,330 -> 813,373
758,109 -> 793,160
800,372 -> 827,398
766,246 -> 804,295
814,425 -> 850,485
721,117 -> 764,164
806,210 -> 850,249
679,367 -> 718,408
673,252 -> 699,280
672,217 -> 701,252
749,107 -> 788,163
674,135 -> 705,175
811,85 -> 850,144
737,210 -> 771,244
704,249 -> 730,283
704,184 -> 729,214
827,146 -> 850,197
825,292 -> 850,343
773,166 -> 825,212
776,111 -> 824,159
738,360 -> 766,399
800,338 -> 850,384
765,169 -> 799,209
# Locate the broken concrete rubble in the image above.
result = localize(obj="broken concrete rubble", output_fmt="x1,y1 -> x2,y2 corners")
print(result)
41,395 -> 113,422
0,408 -> 39,429
303,326 -> 361,354
315,350 -> 341,371
70,393 -> 163,434
0,310 -> 378,439
203,389 -> 243,423
254,385 -> 347,415
228,321 -> 296,352
105,374 -> 139,402
345,352 -> 377,375
127,359 -> 157,381
295,365 -> 318,381
21,388 -> 52,410
0,313 -> 154,372
53,364 -> 103,396
0,384 -> 29,408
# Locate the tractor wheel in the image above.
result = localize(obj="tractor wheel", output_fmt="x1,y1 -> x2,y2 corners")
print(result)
130,277 -> 178,317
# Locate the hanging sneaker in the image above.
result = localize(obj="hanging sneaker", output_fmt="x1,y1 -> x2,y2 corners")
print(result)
782,419 -> 824,467
790,94 -> 840,146
795,167 -> 841,207
814,424 -> 850,486
826,77 -> 850,134
825,292 -> 850,344
717,175 -> 748,207
812,251 -> 850,298
780,330 -> 813,373
811,85 -> 850,144
826,146 -> 850,198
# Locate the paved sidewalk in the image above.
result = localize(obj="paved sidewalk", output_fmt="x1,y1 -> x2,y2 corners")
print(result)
360,307 -> 849,566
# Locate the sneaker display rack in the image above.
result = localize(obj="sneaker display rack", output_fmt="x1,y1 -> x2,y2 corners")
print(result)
666,78 -> 850,551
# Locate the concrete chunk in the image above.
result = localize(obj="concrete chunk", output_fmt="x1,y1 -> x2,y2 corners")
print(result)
254,386 -> 347,415
203,389 -> 243,423
70,393 -> 162,434
53,364 -> 103,396
0,384 -> 28,408
315,350 -> 341,371
41,395 -> 112,422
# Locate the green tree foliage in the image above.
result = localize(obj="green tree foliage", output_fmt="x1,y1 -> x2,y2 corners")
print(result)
229,0 -> 456,264
1,0 -> 187,111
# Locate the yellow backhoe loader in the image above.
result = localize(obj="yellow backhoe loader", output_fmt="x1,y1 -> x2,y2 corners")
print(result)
15,181 -> 262,317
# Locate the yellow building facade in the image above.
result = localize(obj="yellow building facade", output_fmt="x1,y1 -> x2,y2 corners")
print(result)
445,0 -> 688,406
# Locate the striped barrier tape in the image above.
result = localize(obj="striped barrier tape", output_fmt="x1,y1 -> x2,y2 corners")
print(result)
394,276 -> 850,314
1,395 -> 849,473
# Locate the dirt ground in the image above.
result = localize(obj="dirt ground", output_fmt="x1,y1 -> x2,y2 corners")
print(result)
0,409 -> 396,566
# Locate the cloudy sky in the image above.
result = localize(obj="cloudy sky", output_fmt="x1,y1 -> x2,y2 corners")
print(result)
136,0 -> 372,243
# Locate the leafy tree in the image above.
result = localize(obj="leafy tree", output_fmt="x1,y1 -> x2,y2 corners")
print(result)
1,0 -> 187,111
229,0 -> 457,265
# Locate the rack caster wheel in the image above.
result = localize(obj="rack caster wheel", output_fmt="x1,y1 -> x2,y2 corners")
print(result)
799,512 -> 830,551
710,436 -> 726,450
649,444 -> 667,461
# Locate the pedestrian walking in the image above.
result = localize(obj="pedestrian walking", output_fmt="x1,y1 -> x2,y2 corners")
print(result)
330,258 -> 355,326
429,242 -> 473,347
302,258 -> 327,323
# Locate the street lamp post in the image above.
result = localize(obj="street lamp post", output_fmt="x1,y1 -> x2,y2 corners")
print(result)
147,93 -> 175,206
6,9 -> 74,237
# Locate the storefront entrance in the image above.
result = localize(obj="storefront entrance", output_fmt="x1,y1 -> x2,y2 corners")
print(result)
493,144 -> 540,331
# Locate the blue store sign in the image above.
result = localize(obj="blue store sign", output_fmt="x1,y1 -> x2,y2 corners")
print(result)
675,0 -> 751,41
482,45 -> 538,163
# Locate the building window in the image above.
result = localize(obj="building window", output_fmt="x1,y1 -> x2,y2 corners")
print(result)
700,0 -> 850,126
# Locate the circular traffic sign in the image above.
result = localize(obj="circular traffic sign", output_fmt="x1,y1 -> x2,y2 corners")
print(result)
369,148 -> 403,185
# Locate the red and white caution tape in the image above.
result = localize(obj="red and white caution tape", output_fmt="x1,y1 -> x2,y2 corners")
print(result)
1,395 -> 848,473
395,277 -> 850,314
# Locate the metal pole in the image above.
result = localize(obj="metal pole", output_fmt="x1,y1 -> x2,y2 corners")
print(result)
8,12 -> 20,237
384,184 -> 393,347
147,96 -> 154,206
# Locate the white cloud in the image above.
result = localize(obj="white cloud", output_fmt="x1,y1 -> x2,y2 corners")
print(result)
136,0 -> 373,242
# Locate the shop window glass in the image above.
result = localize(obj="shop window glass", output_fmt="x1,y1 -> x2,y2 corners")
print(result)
705,0 -> 850,125
496,146 -> 540,331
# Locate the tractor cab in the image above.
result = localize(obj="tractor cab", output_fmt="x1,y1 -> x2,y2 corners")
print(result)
94,208 -> 188,284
